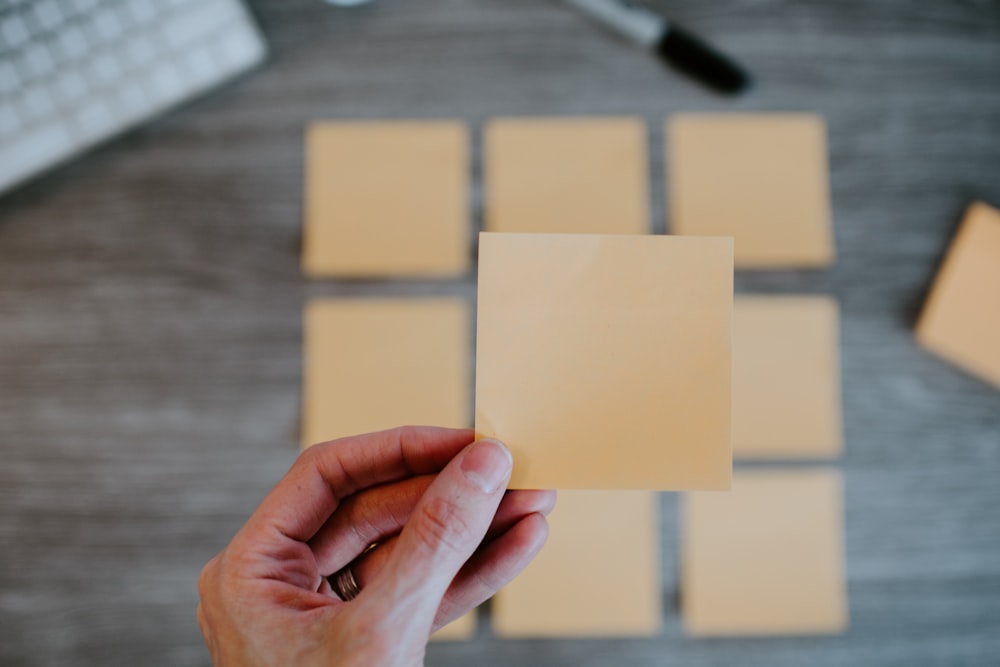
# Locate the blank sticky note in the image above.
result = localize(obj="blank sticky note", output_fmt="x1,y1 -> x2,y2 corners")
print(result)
733,296 -> 843,459
492,491 -> 661,637
916,201 -> 1000,389
302,299 -> 469,448
668,114 -> 834,268
430,611 -> 476,641
303,121 -> 469,277
682,469 -> 848,637
484,117 -> 650,234
476,232 -> 733,490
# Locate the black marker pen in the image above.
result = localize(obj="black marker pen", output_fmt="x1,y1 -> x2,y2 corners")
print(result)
564,0 -> 752,94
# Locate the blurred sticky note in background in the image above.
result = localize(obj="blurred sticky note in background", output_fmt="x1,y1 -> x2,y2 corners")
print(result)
301,298 -> 469,448
484,117 -> 650,234
732,296 -> 843,459
475,232 -> 733,490
668,113 -> 834,268
430,611 -> 476,641
916,201 -> 1000,390
681,469 -> 848,637
492,490 -> 661,637
302,121 -> 469,277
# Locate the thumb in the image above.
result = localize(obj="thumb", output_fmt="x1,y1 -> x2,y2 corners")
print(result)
365,439 -> 512,628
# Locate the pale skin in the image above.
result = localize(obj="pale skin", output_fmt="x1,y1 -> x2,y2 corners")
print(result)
197,426 -> 556,666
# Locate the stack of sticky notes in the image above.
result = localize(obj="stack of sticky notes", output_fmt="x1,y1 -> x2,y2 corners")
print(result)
300,113 -> 852,642
916,201 -> 1000,389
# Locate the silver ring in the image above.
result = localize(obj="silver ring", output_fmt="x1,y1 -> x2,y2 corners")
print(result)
329,565 -> 361,602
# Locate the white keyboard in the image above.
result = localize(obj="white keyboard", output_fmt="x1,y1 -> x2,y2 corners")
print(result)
0,0 -> 267,195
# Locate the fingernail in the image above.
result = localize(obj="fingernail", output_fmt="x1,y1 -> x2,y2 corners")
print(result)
460,439 -> 512,494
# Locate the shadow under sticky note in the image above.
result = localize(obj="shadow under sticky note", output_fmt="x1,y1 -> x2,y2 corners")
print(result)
682,469 -> 848,637
668,113 -> 834,268
301,298 -> 470,448
475,232 -> 733,490
484,117 -> 650,234
492,490 -> 661,638
733,296 -> 843,459
916,201 -> 1000,390
303,120 -> 469,277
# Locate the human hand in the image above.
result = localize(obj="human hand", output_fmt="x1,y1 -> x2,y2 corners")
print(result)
197,427 -> 555,667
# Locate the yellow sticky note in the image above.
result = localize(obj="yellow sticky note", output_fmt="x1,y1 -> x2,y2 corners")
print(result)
492,491 -> 661,637
917,201 -> 1000,389
733,296 -> 843,459
682,469 -> 849,637
430,611 -> 476,641
668,114 -> 835,268
302,298 -> 470,448
484,117 -> 650,234
475,232 -> 733,490
303,121 -> 469,277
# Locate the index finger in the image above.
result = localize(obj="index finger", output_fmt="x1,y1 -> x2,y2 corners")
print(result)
241,426 -> 475,544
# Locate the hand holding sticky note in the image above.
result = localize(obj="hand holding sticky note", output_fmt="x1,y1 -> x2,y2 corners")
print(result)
475,232 -> 733,490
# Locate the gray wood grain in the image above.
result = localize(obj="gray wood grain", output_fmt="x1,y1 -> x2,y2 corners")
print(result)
2,1 -> 1000,665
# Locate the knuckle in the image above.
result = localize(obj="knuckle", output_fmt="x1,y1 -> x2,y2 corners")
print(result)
298,444 -> 323,467
197,556 -> 218,599
345,497 -> 382,545
412,495 -> 471,556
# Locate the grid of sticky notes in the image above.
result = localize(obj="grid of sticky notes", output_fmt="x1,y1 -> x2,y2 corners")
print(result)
668,113 -> 835,268
300,115 -> 847,641
917,201 -> 1000,389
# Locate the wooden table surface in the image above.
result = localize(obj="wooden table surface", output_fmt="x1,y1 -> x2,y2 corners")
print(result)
2,1 -> 999,665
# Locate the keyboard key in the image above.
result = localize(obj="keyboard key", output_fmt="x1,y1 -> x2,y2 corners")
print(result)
56,25 -> 90,59
18,43 -> 55,79
0,14 -> 29,48
51,70 -> 88,104
33,0 -> 64,31
184,46 -> 218,87
92,8 -> 123,42
71,0 -> 100,13
19,85 -> 54,120
89,52 -> 121,85
147,63 -> 184,102
126,0 -> 157,25
123,34 -> 155,69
